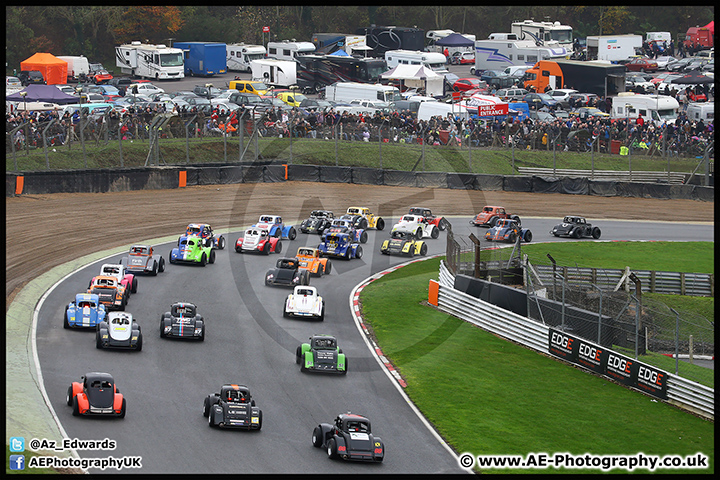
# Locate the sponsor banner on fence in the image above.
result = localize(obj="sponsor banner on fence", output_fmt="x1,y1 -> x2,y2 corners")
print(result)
548,328 -> 668,400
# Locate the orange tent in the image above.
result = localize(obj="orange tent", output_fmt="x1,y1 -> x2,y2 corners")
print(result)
20,53 -> 68,85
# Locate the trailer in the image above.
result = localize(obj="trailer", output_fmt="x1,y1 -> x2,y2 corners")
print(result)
586,35 -> 642,62
355,26 -> 425,57
324,82 -> 402,104
173,42 -> 227,77
226,43 -> 267,73
115,41 -> 184,80
523,59 -> 626,97
250,58 -> 297,88
57,55 -> 90,83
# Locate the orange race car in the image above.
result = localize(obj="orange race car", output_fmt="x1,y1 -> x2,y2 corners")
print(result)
296,247 -> 332,277
470,205 -> 521,228
66,372 -> 126,418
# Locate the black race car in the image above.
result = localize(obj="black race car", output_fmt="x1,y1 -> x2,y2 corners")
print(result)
550,215 -> 601,239
380,230 -> 428,256
66,372 -> 126,418
203,384 -> 263,430
160,302 -> 205,341
299,210 -> 335,235
265,257 -> 310,287
312,413 -> 384,462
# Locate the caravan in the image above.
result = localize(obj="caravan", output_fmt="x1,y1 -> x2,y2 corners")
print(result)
250,59 -> 297,88
384,50 -> 449,74
610,92 -> 679,125
227,43 -> 267,72
324,82 -> 402,104
267,40 -> 316,61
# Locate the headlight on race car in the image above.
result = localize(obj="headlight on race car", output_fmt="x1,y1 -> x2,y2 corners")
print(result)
194,328 -> 203,336
251,417 -> 259,424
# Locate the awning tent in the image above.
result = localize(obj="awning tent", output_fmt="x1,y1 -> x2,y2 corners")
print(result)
20,53 -> 68,85
6,84 -> 79,104
433,33 -> 474,47
381,64 -> 445,97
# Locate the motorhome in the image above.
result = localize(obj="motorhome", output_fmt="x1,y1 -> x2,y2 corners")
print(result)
355,26 -> 425,57
324,82 -> 402,104
384,50 -> 449,74
115,41 -> 184,80
610,92 -> 679,125
267,40 -> 316,62
57,55 -> 90,82
311,33 -> 372,56
250,59 -> 297,88
472,38 -> 568,74
511,19 -> 573,48
686,102 -> 714,123
226,43 -> 267,72
295,54 -> 387,93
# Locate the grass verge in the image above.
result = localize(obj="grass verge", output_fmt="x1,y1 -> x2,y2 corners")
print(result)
359,256 -> 714,474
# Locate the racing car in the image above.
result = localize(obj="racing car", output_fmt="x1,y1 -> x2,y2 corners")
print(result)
96,312 -> 143,351
485,218 -> 533,243
235,227 -> 283,255
296,247 -> 332,277
185,223 -> 226,250
299,210 -> 334,235
87,275 -> 128,311
284,286 -> 325,321
408,206 -> 449,231
160,302 -> 205,341
470,205 -> 520,227
312,413 -> 384,462
169,235 -> 216,266
380,230 -> 428,257
345,206 -> 385,230
296,334 -> 347,374
66,372 -> 126,418
391,214 -> 440,240
253,215 -> 297,240
323,218 -> 368,244
265,257 -> 311,287
203,384 -> 263,430
550,215 -> 602,239
93,263 -> 137,296
119,245 -> 165,276
64,293 -> 107,329
318,232 -> 363,260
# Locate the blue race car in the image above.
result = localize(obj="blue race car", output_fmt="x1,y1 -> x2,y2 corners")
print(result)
254,215 -> 297,240
322,218 -> 368,244
485,218 -> 533,243
318,232 -> 363,260
64,293 -> 107,329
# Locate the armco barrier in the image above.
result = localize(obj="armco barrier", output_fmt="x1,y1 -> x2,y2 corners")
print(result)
436,261 -> 714,419
5,164 -> 714,201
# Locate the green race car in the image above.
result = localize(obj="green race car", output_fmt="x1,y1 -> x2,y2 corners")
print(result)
296,334 -> 347,374
169,234 -> 216,266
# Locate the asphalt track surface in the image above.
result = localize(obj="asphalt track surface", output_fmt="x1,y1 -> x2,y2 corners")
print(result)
33,216 -> 713,474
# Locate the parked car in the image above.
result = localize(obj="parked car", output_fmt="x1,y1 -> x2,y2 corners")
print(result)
547,88 -> 578,108
479,69 -> 506,82
127,83 -> 165,96
193,84 -> 223,99
495,87 -> 528,102
625,57 -> 658,73
666,57 -> 696,72
570,107 -> 609,119
17,70 -> 45,86
654,56 -> 677,70
522,92 -> 559,110
450,51 -> 475,65
276,91 -> 307,107
6,76 -> 22,87
568,92 -> 599,108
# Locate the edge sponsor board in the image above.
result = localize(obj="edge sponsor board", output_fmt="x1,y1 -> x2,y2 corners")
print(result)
548,328 -> 668,400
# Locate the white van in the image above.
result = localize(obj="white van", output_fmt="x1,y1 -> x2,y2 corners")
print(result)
686,102 -> 714,122
417,101 -> 470,121
324,82 -> 402,104
502,65 -> 531,77
610,92 -> 679,125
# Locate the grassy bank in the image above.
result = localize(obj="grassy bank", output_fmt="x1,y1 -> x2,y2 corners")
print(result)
359,254 -> 714,474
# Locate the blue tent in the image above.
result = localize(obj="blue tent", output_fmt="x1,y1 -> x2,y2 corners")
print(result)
434,33 -> 474,47
329,49 -> 350,56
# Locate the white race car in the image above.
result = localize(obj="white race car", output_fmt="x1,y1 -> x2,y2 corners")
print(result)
390,214 -> 440,240
96,312 -> 143,351
283,286 -> 325,321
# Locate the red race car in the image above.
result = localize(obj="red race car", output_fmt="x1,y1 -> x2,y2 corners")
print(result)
408,206 -> 449,231
66,372 -> 126,418
235,227 -> 282,254
470,206 -> 521,227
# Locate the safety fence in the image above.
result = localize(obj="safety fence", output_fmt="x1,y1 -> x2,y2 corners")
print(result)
435,260 -> 714,419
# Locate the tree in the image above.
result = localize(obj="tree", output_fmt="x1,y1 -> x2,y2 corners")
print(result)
113,6 -> 184,44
